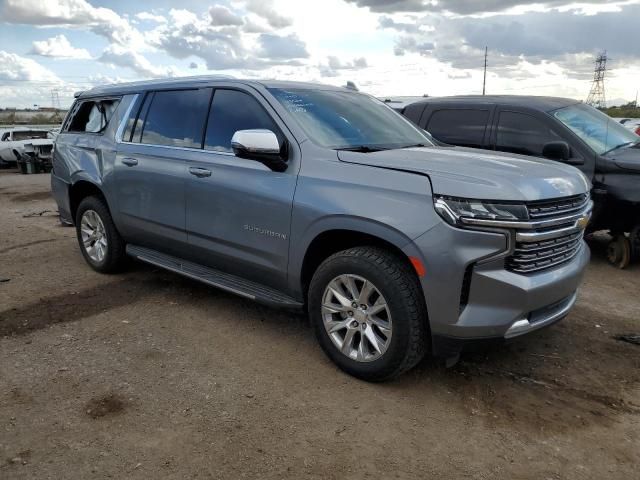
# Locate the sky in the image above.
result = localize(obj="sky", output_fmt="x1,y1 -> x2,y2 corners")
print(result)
1,0 -> 639,109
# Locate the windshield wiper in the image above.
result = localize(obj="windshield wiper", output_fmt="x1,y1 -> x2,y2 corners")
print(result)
398,143 -> 427,149
603,141 -> 639,155
335,145 -> 387,153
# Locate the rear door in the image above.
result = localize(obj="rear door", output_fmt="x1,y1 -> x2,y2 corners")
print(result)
184,86 -> 298,291
421,106 -> 494,148
114,88 -> 211,254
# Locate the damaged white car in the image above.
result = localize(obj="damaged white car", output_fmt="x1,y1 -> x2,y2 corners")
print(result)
0,127 -> 56,167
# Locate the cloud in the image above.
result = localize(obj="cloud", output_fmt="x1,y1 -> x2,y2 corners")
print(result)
135,11 -> 166,24
376,2 -> 640,79
244,0 -> 292,28
320,56 -> 369,77
1,0 -> 144,47
258,34 -> 308,60
148,9 -> 309,70
345,0 -> 623,15
0,50 -> 61,83
209,5 -> 243,26
98,45 -> 168,77
189,62 -> 198,69
30,34 -> 91,59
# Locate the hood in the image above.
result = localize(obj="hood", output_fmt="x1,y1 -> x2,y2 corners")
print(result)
337,146 -> 591,202
604,143 -> 640,172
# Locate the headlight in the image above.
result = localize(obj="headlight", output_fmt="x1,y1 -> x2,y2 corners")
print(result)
434,196 -> 528,226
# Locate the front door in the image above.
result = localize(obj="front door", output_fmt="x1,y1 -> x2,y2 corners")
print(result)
185,87 -> 298,291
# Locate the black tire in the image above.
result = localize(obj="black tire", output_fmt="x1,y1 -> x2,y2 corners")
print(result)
75,196 -> 127,273
308,246 -> 428,381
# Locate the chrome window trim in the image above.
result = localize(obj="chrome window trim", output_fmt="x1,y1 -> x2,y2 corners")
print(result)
115,93 -> 139,143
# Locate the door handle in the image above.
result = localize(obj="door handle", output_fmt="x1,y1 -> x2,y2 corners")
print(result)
189,167 -> 212,178
122,157 -> 138,167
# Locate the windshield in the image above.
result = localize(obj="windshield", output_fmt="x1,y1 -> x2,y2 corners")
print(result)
553,103 -> 639,155
268,88 -> 433,150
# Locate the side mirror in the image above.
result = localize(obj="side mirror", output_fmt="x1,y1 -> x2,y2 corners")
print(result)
231,129 -> 287,172
542,141 -> 570,161
542,141 -> 584,165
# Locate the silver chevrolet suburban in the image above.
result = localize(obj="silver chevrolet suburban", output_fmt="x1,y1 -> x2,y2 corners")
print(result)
51,78 -> 592,381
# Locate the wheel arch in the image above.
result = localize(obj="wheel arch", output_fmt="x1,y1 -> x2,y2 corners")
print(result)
68,179 -> 107,224
292,217 -> 423,301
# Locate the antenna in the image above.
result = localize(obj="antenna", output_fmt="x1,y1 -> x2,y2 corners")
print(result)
585,51 -> 607,109
482,46 -> 488,96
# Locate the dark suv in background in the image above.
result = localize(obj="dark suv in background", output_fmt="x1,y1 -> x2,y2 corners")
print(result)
400,96 -> 640,268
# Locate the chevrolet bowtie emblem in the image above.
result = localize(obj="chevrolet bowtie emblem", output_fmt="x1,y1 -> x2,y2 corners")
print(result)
577,215 -> 590,230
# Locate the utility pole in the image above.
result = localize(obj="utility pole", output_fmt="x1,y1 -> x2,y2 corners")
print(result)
482,46 -> 488,96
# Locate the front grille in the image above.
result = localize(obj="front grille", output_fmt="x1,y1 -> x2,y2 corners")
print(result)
506,194 -> 590,274
526,193 -> 589,219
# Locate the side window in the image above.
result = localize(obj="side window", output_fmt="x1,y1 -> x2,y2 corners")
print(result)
496,111 -> 561,157
139,89 -> 211,148
67,99 -> 119,133
204,89 -> 280,152
402,103 -> 426,125
426,109 -> 489,147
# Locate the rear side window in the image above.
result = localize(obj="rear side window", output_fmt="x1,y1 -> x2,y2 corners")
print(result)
67,99 -> 119,133
204,89 -> 280,152
496,111 -> 561,157
139,89 -> 211,148
426,109 -> 489,147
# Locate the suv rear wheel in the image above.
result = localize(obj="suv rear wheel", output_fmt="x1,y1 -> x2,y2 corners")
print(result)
75,196 -> 127,273
308,246 -> 427,381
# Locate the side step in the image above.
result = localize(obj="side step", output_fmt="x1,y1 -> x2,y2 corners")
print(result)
126,245 -> 304,309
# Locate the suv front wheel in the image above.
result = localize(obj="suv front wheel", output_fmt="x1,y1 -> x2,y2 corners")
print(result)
308,246 -> 428,381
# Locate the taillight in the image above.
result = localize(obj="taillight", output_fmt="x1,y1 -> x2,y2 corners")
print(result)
635,126 -> 640,136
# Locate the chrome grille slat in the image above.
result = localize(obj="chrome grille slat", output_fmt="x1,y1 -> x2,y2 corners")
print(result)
526,193 -> 589,219
506,194 -> 589,274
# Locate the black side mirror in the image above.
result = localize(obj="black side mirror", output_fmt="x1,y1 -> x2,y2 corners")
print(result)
542,141 -> 570,161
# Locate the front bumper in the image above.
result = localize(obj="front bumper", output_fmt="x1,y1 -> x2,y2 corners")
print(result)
404,220 -> 590,358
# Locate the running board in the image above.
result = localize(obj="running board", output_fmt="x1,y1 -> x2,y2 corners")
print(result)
126,245 -> 303,309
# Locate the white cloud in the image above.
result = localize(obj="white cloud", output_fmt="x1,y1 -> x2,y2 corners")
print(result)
209,5 -> 243,26
30,34 -> 91,59
0,50 -> 61,82
98,45 -> 169,77
244,0 -> 293,28
1,0 -> 145,48
135,11 -> 167,24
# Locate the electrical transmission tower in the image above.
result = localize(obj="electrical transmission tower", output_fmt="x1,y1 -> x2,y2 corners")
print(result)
50,89 -> 61,110
586,51 -> 607,109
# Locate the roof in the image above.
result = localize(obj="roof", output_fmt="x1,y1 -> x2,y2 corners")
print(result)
408,95 -> 581,112
77,76 -> 349,99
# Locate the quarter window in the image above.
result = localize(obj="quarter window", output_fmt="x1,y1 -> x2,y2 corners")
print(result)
204,89 -> 280,152
426,109 -> 489,147
139,89 -> 211,148
67,99 -> 119,133
496,111 -> 561,157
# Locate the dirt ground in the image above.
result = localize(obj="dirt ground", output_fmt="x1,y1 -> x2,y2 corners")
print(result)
1,170 -> 638,480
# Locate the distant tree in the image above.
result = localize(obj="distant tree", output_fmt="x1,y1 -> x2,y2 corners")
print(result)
602,101 -> 640,118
